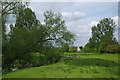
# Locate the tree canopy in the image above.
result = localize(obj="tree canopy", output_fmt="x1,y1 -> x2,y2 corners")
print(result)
84,18 -> 119,53
2,8 -> 75,71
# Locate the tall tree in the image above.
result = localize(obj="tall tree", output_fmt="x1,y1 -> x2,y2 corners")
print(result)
2,7 -> 40,71
1,1 -> 28,71
43,10 -> 75,47
2,9 -> 75,71
84,18 -> 117,53
1,1 -> 28,50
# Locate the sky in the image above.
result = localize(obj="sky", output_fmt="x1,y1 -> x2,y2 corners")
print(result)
29,0 -> 119,2
5,1 -> 119,46
28,2 -> 118,47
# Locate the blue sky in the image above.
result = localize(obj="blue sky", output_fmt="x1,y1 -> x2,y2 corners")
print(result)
29,2 -> 118,46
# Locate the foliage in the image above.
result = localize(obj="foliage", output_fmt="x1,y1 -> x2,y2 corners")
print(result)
43,10 -> 75,47
3,7 -> 40,71
79,46 -> 83,50
1,2 -> 28,53
3,53 -> 118,78
2,8 -> 75,72
83,39 -> 96,53
84,18 -> 119,53
1,2 -> 27,16
106,44 -> 119,53
68,47 -> 77,52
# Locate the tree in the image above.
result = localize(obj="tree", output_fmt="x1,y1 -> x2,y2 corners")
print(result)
68,47 -> 77,52
2,9 -> 75,71
1,2 -> 26,15
1,2 -> 28,41
2,7 -> 40,71
84,18 -> 118,53
43,10 -> 75,47
84,38 -> 97,52
1,2 -> 27,57
79,46 -> 83,50
1,2 -> 28,71
98,32 -> 117,53
41,10 -> 75,63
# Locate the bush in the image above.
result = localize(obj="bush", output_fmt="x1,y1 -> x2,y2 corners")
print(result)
106,44 -> 119,53
98,43 -> 107,53
83,47 -> 96,53
68,47 -> 77,52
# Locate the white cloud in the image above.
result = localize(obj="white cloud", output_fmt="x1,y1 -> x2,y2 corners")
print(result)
90,21 -> 99,27
29,2 -> 118,46
90,16 -> 118,27
112,16 -> 118,26
41,21 -> 45,25
112,16 -> 119,41
61,11 -> 86,21
76,34 -> 80,37
5,23 -> 11,34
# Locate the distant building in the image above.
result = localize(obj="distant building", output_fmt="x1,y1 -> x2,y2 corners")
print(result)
77,47 -> 80,52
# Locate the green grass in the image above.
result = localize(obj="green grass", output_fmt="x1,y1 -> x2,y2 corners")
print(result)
3,53 -> 119,78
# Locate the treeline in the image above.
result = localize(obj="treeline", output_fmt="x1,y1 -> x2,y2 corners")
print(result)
84,18 -> 120,53
2,2 -> 75,72
68,46 -> 83,52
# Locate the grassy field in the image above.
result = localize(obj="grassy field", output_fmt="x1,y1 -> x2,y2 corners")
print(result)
3,53 -> 119,78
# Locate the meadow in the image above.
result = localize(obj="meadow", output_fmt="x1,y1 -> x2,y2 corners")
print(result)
3,53 -> 119,78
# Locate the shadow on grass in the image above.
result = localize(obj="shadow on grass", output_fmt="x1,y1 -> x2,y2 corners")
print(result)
64,58 -> 118,67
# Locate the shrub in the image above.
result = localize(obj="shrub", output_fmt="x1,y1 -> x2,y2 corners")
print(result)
68,47 -> 77,52
106,44 -> 119,53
